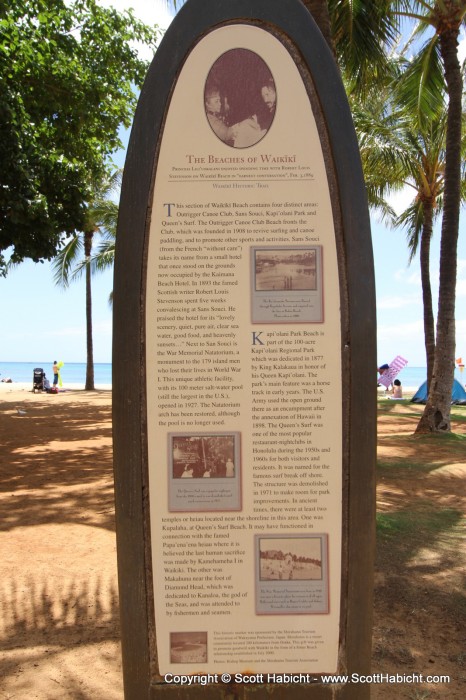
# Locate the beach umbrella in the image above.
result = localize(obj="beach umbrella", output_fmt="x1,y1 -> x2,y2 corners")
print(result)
377,356 -> 408,388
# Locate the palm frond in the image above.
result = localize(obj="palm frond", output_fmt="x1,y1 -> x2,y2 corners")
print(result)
396,37 -> 446,124
52,236 -> 83,287
329,0 -> 397,95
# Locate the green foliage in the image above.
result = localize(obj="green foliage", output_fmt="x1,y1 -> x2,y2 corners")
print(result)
328,0 -> 397,94
377,507 -> 462,540
52,168 -> 121,287
0,0 -> 160,273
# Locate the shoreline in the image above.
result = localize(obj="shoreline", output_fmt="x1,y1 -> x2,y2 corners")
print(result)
0,382 -> 112,393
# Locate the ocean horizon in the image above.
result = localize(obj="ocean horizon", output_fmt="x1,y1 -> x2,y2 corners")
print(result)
2,362 -> 465,390
0,361 -> 112,386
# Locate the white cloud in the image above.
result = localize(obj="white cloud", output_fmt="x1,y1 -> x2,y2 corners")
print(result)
386,185 -> 416,217
393,268 -> 422,286
377,293 -> 420,310
97,0 -> 174,61
377,319 -> 425,365
98,0 -> 174,29
456,279 -> 466,298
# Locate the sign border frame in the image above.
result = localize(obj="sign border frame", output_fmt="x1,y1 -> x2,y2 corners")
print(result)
113,1 -> 376,697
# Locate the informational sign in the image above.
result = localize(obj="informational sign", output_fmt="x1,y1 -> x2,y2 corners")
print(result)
145,24 -> 341,675
113,1 -> 376,697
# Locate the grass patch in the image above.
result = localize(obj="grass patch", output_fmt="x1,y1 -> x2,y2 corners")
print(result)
378,431 -> 466,471
377,457 -> 434,474
414,431 -> 466,443
377,401 -> 421,415
448,411 -> 466,424
377,507 -> 462,541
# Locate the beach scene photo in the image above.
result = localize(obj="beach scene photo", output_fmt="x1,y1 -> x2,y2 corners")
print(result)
258,536 -> 323,581
170,632 -> 208,664
254,248 -> 318,292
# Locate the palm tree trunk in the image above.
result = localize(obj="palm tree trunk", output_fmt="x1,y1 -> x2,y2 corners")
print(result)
301,0 -> 334,52
420,203 -> 435,390
84,230 -> 95,391
416,27 -> 463,433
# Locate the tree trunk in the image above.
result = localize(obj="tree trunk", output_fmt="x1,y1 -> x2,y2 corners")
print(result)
416,27 -> 462,433
84,230 -> 95,391
420,203 -> 435,390
301,0 -> 334,52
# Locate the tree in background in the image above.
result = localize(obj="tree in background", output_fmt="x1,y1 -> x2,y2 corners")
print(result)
355,62 -> 466,391
52,170 -> 121,391
325,0 -> 465,432
391,1 -> 466,433
0,0 -> 160,275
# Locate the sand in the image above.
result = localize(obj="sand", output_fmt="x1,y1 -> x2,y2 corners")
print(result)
0,386 -> 464,699
0,386 -> 120,699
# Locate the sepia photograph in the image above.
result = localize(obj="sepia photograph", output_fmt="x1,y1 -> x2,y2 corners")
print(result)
258,536 -> 323,581
254,248 -> 318,292
251,245 -> 324,323
168,432 -> 241,512
171,434 -> 237,479
204,48 -> 276,148
170,632 -> 208,664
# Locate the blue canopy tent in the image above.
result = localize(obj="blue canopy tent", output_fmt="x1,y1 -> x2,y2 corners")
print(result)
411,379 -> 466,405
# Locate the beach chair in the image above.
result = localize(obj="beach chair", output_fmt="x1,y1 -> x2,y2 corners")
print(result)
32,367 -> 45,393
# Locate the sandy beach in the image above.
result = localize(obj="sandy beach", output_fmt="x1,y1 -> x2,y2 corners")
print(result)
0,386 -> 120,699
0,386 -> 464,699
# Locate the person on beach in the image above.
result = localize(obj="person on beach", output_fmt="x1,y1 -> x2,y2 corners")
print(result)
377,363 -> 393,391
392,379 -> 403,399
52,361 -> 59,388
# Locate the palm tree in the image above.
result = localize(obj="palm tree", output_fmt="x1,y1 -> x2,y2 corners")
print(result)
309,0 -> 466,431
355,77 -> 466,390
391,1 -> 466,433
52,170 -> 121,390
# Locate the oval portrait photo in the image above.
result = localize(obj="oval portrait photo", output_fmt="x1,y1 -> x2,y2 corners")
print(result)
204,48 -> 276,149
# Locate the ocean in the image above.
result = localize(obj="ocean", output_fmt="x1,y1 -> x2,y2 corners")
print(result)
385,366 -> 465,388
0,361 -> 112,386
1,362 -> 464,390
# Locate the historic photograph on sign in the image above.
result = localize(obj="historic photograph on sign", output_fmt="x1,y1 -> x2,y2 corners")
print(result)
255,534 -> 329,614
251,245 -> 323,323
170,632 -> 208,664
205,48 -> 276,148
168,432 -> 241,511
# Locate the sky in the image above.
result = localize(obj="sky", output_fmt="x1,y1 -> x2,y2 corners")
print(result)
0,1 -> 464,367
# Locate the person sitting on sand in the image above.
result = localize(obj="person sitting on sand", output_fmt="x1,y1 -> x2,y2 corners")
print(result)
392,379 -> 402,398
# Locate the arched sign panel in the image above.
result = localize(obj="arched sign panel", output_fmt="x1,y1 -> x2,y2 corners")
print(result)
113,1 -> 376,697
147,23 -> 341,674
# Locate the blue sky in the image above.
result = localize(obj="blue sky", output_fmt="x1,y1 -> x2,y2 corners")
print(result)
0,1 -> 464,367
